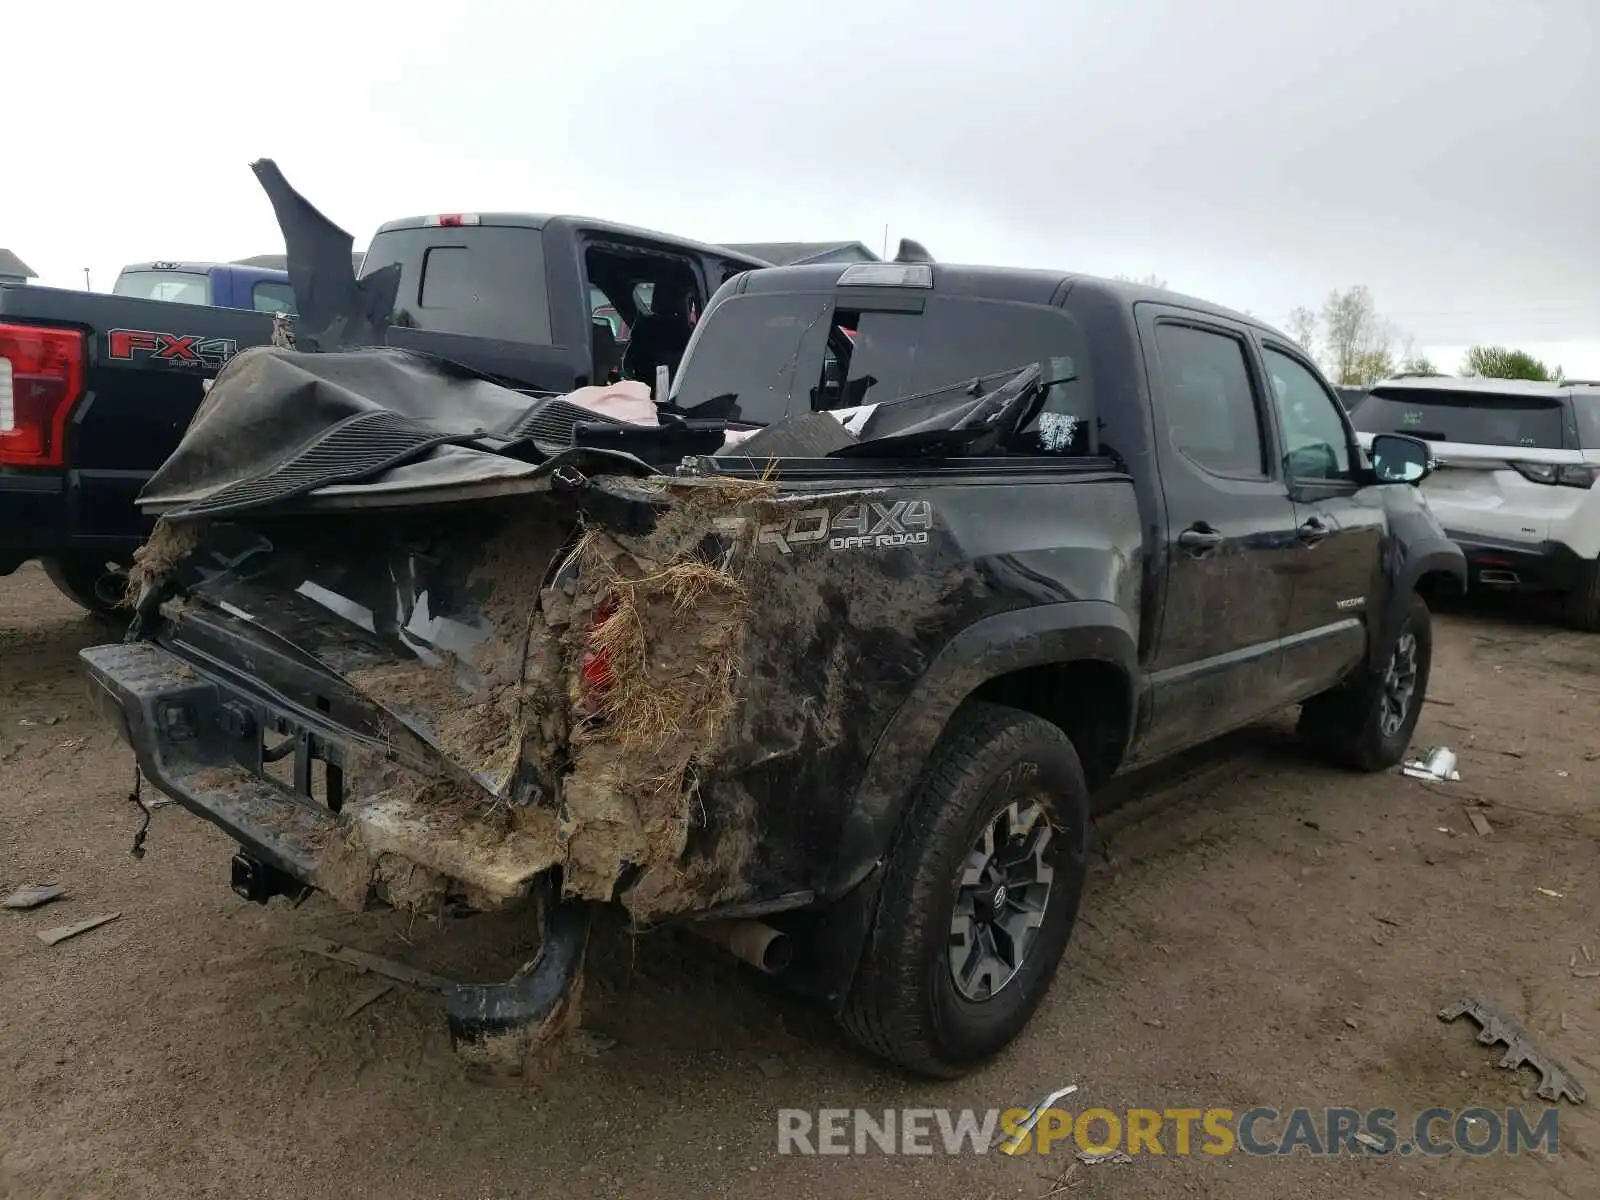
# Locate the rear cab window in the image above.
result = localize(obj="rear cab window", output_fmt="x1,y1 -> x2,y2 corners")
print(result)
362,224 -> 552,344
1351,387 -> 1571,449
113,270 -> 211,306
672,289 -> 1094,454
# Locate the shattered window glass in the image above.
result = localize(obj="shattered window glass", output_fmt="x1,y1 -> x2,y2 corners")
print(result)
673,291 -> 1093,453
1036,411 -> 1079,452
830,299 -> 1092,454
669,292 -> 834,425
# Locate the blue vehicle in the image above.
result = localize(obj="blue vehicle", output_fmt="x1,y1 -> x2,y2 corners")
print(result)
112,260 -> 297,313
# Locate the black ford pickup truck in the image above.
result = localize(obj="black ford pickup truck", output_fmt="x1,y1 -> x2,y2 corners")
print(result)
78,260 -> 1463,1077
0,162 -> 766,613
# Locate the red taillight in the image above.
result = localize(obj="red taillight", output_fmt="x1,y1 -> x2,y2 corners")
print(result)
0,323 -> 85,468
579,597 -> 619,692
424,213 -> 481,228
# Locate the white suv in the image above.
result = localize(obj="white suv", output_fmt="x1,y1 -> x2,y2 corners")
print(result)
1352,376 -> 1600,629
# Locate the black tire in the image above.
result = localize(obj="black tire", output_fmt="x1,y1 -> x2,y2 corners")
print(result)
1298,592 -> 1433,772
839,701 -> 1089,1078
42,555 -> 129,620
1560,565 -> 1600,632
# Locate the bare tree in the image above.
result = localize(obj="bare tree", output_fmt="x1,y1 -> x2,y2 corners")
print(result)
1286,306 -> 1319,356
1321,285 -> 1398,386
1114,272 -> 1168,289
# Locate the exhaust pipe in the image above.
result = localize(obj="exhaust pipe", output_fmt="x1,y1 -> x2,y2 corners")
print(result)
1478,568 -> 1519,587
690,919 -> 792,973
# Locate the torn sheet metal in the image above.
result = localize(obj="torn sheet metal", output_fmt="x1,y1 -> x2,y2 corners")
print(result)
251,158 -> 401,354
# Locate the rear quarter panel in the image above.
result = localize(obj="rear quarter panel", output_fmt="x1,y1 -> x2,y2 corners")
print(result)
691,469 -> 1142,907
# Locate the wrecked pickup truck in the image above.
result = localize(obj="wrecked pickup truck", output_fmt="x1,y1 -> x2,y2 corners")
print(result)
0,159 -> 766,616
79,260 -> 1464,1077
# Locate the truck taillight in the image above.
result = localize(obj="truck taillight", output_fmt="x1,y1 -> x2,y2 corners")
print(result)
0,323 -> 85,468
425,213 -> 480,228
579,597 -> 620,692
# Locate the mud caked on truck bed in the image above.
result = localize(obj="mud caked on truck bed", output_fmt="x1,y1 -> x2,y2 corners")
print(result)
81,259 -> 1462,1076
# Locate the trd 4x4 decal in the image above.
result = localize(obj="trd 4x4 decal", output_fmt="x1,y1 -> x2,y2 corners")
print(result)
107,329 -> 239,370
717,500 -> 935,555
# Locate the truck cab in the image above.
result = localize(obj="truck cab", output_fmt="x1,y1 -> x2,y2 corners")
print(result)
113,261 -> 297,314
356,213 -> 768,392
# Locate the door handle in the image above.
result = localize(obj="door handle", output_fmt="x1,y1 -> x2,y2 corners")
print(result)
1178,523 -> 1224,556
1297,518 -> 1329,546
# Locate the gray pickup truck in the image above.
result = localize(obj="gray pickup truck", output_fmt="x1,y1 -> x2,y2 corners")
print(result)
79,258 -> 1463,1077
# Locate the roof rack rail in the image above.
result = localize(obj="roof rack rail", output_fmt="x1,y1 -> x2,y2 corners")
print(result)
1560,378 -> 1600,388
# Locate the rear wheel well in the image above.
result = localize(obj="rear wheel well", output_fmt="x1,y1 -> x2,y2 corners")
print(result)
1417,568 -> 1464,606
971,660 -> 1131,791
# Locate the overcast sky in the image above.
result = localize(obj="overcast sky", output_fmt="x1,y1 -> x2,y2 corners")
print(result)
4,0 -> 1596,373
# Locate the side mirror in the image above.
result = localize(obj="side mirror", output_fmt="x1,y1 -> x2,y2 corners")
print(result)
1370,433 -> 1432,484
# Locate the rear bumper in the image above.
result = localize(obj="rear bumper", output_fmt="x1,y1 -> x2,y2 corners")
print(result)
0,468 -> 153,573
79,637 -> 591,1048
1445,531 -> 1595,596
81,640 -> 338,879
0,472 -> 69,572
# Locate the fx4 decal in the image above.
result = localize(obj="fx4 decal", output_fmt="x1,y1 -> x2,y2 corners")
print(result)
107,329 -> 239,370
716,500 -> 934,555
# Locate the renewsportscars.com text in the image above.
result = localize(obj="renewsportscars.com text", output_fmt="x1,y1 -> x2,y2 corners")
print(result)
776,1106 -> 1559,1157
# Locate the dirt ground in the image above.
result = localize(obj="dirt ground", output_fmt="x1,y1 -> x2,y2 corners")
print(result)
2,561 -> 1598,1200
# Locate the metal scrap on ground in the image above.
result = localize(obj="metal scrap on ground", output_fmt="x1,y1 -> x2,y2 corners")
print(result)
1438,997 -> 1587,1104
299,939 -> 454,995
1465,807 -> 1493,836
1076,1149 -> 1134,1165
36,913 -> 121,946
998,1084 -> 1079,1155
1403,746 -> 1460,782
3,884 -> 67,910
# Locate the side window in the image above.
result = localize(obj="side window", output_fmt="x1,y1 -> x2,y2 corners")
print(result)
1263,346 -> 1353,480
252,281 -> 295,314
1154,323 -> 1267,476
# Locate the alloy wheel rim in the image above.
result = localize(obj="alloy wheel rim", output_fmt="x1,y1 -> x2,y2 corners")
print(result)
1380,631 -> 1419,739
948,799 -> 1056,1001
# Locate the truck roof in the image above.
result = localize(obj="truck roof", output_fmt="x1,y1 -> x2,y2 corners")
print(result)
233,253 -> 365,273
1368,375 -> 1593,398
736,261 -> 1278,335
119,261 -> 228,274
120,260 -> 289,279
370,213 -> 774,266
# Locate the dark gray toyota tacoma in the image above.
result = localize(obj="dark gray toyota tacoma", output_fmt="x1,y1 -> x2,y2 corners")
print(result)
78,259 -> 1464,1077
